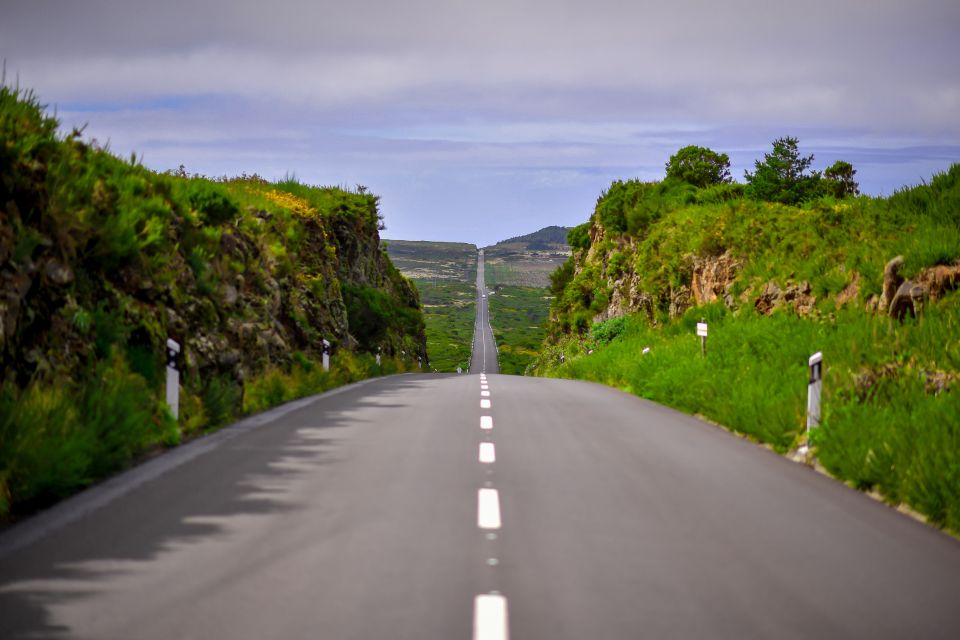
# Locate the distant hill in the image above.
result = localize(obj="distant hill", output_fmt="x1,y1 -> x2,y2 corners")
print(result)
488,226 -> 571,251
384,226 -> 572,288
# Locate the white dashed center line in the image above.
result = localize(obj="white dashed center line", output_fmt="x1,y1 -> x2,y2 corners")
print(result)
481,390 -> 490,397
474,593 -> 509,640
479,442 -> 496,463
477,488 -> 501,529
481,399 -> 491,409
480,416 -> 493,430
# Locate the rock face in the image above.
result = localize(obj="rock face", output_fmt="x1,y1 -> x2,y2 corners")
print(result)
880,255 -> 905,312
835,272 -> 861,307
593,272 -> 655,323
918,263 -> 960,301
876,256 -> 960,320
691,251 -> 740,307
889,280 -> 925,320
0,177 -> 426,392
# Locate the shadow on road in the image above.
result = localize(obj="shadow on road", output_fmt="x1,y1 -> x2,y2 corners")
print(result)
0,375 -> 435,639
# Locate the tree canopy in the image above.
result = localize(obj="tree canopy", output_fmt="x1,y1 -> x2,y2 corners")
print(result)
665,145 -> 732,188
744,136 -> 822,204
823,160 -> 860,198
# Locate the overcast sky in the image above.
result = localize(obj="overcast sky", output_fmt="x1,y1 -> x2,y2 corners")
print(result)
3,0 -> 959,245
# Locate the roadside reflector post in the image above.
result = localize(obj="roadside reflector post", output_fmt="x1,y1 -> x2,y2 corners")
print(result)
165,338 -> 181,420
807,352 -> 823,431
322,339 -> 331,372
418,356 -> 422,369
376,347 -> 381,367
696,319 -> 708,357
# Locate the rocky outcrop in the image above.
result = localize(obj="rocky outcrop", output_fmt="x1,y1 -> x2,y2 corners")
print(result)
876,256 -> 960,320
918,263 -> 960,301
593,272 -> 654,323
835,271 -> 860,307
753,281 -> 815,316
889,280 -> 925,320
669,285 -> 692,319
691,251 -> 741,307
880,256 -> 905,312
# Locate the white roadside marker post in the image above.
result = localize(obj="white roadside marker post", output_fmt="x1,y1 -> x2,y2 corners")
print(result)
376,347 -> 381,367
696,320 -> 708,357
807,352 -> 823,431
165,338 -> 180,420
322,339 -> 331,372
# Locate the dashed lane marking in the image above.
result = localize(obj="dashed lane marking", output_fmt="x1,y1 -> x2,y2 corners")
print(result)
481,390 -> 491,397
477,488 -> 501,529
479,442 -> 496,463
480,416 -> 493,430
473,593 -> 509,640
481,399 -> 491,409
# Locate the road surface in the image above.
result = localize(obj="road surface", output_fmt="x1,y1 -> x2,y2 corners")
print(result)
2,289 -> 960,638
469,249 -> 498,374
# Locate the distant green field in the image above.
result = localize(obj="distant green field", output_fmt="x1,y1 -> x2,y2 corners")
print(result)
414,279 -> 476,372
488,285 -> 551,374
385,239 -> 477,282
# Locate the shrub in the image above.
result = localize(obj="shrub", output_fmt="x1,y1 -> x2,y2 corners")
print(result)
187,181 -> 240,226
591,316 -> 629,345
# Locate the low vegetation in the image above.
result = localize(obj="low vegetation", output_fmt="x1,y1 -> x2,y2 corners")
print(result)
415,280 -> 476,372
0,83 -> 425,519
535,138 -> 960,533
487,285 -> 550,375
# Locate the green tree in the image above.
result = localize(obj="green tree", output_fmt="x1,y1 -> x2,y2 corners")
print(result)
567,222 -> 591,251
745,136 -> 821,204
823,160 -> 860,198
665,145 -> 732,188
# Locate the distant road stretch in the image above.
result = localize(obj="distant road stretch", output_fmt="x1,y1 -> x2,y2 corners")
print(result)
469,248 -> 498,374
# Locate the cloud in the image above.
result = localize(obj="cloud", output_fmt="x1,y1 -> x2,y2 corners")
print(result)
3,0 -> 959,244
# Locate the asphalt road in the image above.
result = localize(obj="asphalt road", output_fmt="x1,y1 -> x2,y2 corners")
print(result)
3,307 -> 960,638
469,249 -> 498,375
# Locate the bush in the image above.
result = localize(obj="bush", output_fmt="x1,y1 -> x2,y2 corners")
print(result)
187,181 -> 240,226
342,283 -> 424,350
591,316 -> 629,345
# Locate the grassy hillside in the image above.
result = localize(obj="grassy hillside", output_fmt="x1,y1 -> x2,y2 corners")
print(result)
492,225 -> 571,249
0,84 -> 426,519
534,160 -> 960,532
483,225 -> 570,288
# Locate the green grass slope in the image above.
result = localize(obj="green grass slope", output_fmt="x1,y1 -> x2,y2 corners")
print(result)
0,84 -> 426,519
534,166 -> 960,532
